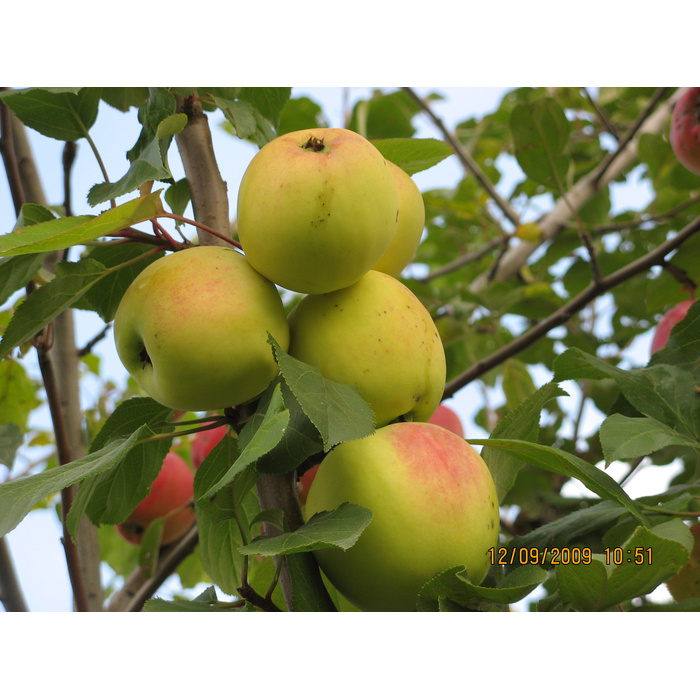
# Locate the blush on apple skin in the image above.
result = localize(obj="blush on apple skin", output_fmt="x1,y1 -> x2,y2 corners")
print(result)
305,422 -> 499,612
116,451 -> 196,546
670,87 -> 700,176
191,424 -> 229,469
650,299 -> 694,355
297,464 -> 319,508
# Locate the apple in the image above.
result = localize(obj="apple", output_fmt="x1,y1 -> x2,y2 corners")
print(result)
427,403 -> 464,438
305,422 -> 500,611
666,523 -> 700,602
297,464 -> 319,508
191,424 -> 229,469
236,127 -> 399,294
113,246 -> 290,411
372,161 -> 425,277
650,299 -> 694,355
287,270 -> 446,427
670,87 -> 700,176
116,451 -> 196,546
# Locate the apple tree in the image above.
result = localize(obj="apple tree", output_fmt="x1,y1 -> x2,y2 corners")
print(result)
0,86 -> 699,612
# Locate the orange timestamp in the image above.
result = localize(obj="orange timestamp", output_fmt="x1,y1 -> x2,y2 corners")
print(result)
488,546 -> 593,566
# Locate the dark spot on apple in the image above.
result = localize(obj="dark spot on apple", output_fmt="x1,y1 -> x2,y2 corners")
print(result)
139,344 -> 152,369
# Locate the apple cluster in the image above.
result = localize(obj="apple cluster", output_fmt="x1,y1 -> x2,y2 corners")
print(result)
112,127 -> 500,609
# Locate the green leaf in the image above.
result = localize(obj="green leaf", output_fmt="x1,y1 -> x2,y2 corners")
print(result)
0,358 -> 40,429
600,414 -> 700,465
0,428 -> 148,539
510,97 -> 570,188
277,96 -> 328,135
196,467 -> 261,596
553,348 -> 700,440
239,502 -> 373,556
101,87 -> 150,113
214,94 -> 277,147
417,564 -> 549,610
0,258 -> 107,356
88,92 -> 186,207
253,380 -> 324,475
195,383 -> 290,501
501,358 -> 538,412
237,87 -> 292,128
507,500 -> 628,554
555,555 -> 609,611
469,437 -> 647,525
0,422 -> 23,468
0,192 -> 164,256
556,522 -> 692,611
0,254 -> 46,307
1,87 -> 101,141
269,335 -> 375,451
164,179 -> 191,220
76,243 -> 166,322
372,137 -> 454,176
72,398 -> 174,528
480,381 -> 566,503
88,139 -> 173,206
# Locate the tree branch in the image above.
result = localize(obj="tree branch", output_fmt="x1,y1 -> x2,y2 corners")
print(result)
403,86 -> 521,228
175,93 -> 231,246
478,87 -> 679,287
3,109 -> 103,611
107,526 -> 199,612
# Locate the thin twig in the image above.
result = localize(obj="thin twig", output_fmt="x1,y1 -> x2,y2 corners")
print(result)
581,87 -> 620,140
402,87 -> 520,228
62,141 -> 77,217
108,526 -> 200,612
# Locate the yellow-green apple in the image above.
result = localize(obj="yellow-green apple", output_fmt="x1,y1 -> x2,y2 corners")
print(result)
116,451 -> 196,546
666,523 -> 700,601
191,424 -> 229,469
114,246 -> 290,411
650,299 -> 694,355
236,127 -> 399,294
287,270 -> 446,427
428,403 -> 464,438
305,422 -> 500,611
670,88 -> 700,176
372,161 -> 425,277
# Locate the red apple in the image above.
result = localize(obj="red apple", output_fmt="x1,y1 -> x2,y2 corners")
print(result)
191,424 -> 229,469
427,403 -> 464,438
670,88 -> 700,176
116,451 -> 195,546
297,464 -> 319,508
666,523 -> 700,602
650,299 -> 694,355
